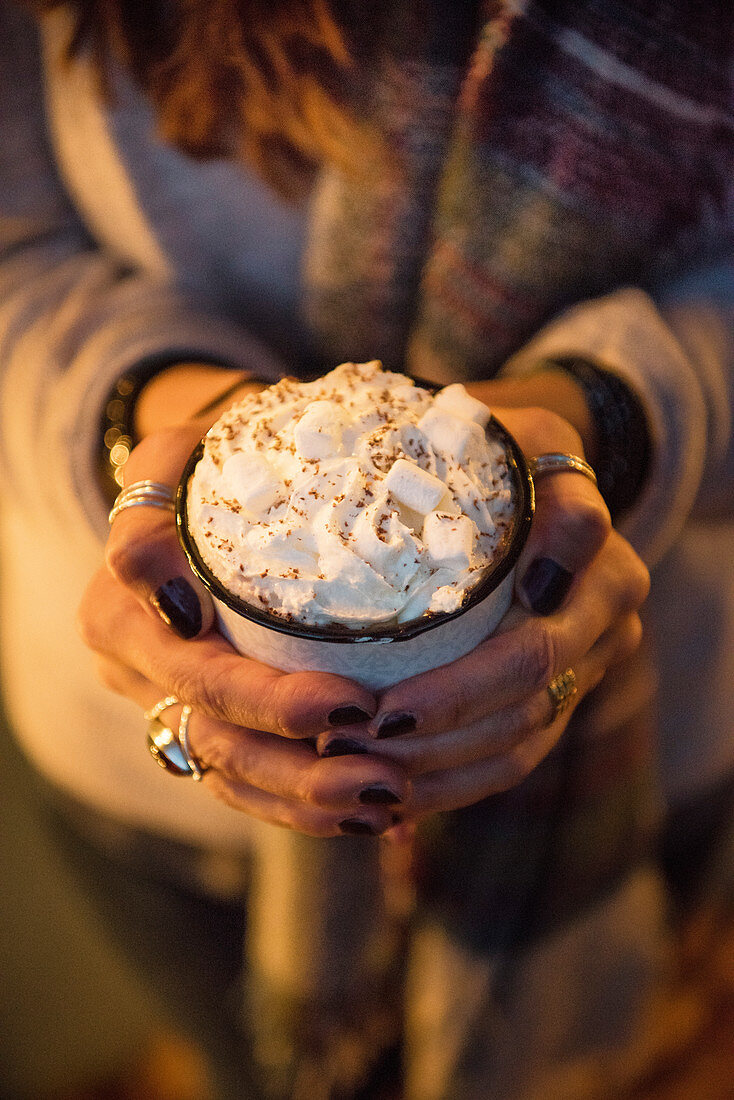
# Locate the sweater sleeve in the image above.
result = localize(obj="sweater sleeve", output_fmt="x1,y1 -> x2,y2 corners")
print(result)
0,1 -> 284,563
501,270 -> 733,568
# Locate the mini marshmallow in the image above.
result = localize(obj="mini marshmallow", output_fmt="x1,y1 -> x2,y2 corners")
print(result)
433,383 -> 491,427
220,451 -> 281,513
384,458 -> 446,515
294,400 -> 345,461
422,511 -> 476,569
418,407 -> 486,464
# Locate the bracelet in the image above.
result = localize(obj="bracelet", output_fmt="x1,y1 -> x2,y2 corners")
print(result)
540,356 -> 652,520
99,366 -> 163,505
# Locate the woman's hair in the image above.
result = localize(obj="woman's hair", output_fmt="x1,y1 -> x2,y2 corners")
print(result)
25,0 -> 378,197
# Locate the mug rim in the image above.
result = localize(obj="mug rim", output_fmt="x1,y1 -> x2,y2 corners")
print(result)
176,410 -> 534,645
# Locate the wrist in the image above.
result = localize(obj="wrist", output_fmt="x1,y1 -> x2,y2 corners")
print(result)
467,358 -> 652,520
465,371 -> 599,462
99,361 -> 265,505
133,363 -> 255,437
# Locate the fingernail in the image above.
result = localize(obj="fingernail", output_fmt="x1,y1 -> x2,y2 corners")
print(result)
151,577 -> 202,638
320,738 -> 370,758
376,712 -> 416,738
520,558 -> 573,615
339,818 -> 377,836
359,785 -> 402,806
328,705 -> 372,727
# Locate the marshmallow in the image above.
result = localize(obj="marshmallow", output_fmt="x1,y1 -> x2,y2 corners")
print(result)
418,407 -> 486,464
434,383 -> 491,427
422,512 -> 477,569
220,451 -> 281,513
293,400 -> 346,461
383,458 -> 446,515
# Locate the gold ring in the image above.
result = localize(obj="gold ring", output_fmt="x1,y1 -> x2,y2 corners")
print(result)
528,453 -> 597,487
547,668 -> 578,722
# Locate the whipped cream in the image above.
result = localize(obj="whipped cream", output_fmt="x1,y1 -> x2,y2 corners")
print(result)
187,361 -> 515,629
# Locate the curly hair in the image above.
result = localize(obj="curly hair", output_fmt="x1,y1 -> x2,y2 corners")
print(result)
24,0 -> 381,197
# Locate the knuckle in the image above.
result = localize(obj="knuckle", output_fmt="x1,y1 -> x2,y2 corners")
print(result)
631,560 -> 651,608
522,691 -> 554,733
261,678 -> 300,737
500,748 -> 534,790
618,614 -> 644,662
556,495 -> 611,555
292,762 -> 324,805
526,407 -> 583,453
176,661 -> 226,717
262,673 -> 321,738
77,578 -> 123,653
616,544 -> 651,612
105,521 -> 174,590
438,678 -> 474,730
513,622 -> 558,693
198,734 -> 239,780
489,695 -> 548,754
105,531 -> 152,589
92,656 -> 123,694
76,599 -> 101,651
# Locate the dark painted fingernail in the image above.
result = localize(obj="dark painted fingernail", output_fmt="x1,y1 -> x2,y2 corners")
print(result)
328,705 -> 372,727
376,712 -> 416,738
320,738 -> 370,758
359,785 -> 402,806
150,577 -> 202,638
520,558 -> 573,615
339,818 -> 377,836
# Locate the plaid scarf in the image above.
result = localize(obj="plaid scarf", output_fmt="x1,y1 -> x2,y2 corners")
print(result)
246,2 -> 732,1094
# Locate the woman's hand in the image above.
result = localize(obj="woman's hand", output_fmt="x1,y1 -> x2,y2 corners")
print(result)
315,404 -> 650,820
82,565 -> 410,835
79,369 -> 412,837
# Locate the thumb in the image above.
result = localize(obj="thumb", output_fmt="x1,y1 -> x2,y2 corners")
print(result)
106,426 -> 215,638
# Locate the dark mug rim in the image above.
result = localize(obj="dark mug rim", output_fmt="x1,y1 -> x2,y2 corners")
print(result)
176,403 -> 534,645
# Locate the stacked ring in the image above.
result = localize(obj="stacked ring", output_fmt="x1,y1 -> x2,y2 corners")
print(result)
145,695 -> 208,779
178,705 -> 206,781
109,480 -> 176,525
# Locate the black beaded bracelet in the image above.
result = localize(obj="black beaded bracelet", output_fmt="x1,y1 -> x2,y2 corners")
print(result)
99,362 -> 262,506
541,356 -> 652,520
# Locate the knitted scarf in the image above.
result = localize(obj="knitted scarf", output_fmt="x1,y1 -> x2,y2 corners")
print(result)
244,2 -> 732,1095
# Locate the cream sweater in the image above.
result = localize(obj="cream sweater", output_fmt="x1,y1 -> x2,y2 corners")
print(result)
1,2 -> 732,850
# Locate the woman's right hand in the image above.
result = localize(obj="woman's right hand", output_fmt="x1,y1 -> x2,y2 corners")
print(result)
79,420 -> 411,838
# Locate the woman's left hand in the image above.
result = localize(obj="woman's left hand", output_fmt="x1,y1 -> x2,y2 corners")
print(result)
315,405 -> 650,819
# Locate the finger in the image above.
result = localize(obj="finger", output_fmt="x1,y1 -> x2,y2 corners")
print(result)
203,774 -> 399,838
187,715 -> 409,811
407,718 -> 565,815
492,405 -> 611,615
95,653 -> 408,812
369,529 -> 649,737
79,567 -> 377,737
515,466 -> 611,615
106,426 -> 215,639
365,611 -> 643,777
93,654 -> 157,700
